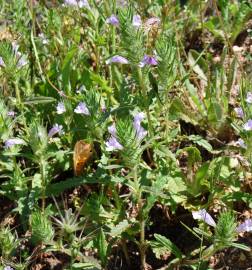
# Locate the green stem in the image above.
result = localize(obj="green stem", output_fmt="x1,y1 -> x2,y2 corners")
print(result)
29,1 -> 45,82
14,80 -> 21,107
133,166 -> 146,270
137,67 -> 154,137
40,157 -> 46,212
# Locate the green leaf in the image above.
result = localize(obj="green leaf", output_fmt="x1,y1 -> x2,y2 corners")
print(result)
62,47 -> 77,90
169,98 -> 199,125
150,240 -> 171,259
23,96 -> 55,104
180,63 -> 206,116
110,220 -> 130,237
96,229 -> 108,266
46,170 -> 111,196
71,263 -> 101,270
181,146 -> 202,166
195,163 -> 210,183
231,242 -> 251,252
208,101 -> 222,123
188,135 -> 213,152
188,50 -> 208,82
154,234 -> 183,259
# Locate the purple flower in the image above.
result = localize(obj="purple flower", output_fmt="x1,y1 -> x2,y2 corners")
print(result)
133,15 -> 142,28
64,0 -> 78,6
4,266 -> 14,270
246,92 -> 252,103
236,219 -> 252,233
192,209 -> 216,227
48,124 -> 64,138
64,0 -> 90,8
243,119 -> 252,131
12,42 -> 19,55
76,85 -> 86,94
133,112 -> 147,140
105,124 -> 123,151
144,17 -> 161,29
78,0 -> 90,8
4,138 -> 25,148
105,136 -> 123,151
117,0 -> 127,7
106,14 -> 119,26
74,102 -> 90,115
101,103 -> 106,112
108,124 -> 117,137
234,107 -> 244,118
56,102 -> 66,114
139,54 -> 158,67
0,56 -> 5,67
105,55 -> 129,65
17,54 -> 28,68
7,111 -> 15,117
38,33 -> 49,45
236,138 -> 247,149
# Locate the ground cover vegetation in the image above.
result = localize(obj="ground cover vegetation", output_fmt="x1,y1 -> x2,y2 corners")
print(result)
0,0 -> 252,269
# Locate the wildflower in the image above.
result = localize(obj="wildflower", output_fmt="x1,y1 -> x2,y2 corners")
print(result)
105,124 -> 123,151
101,103 -> 106,112
133,112 -> 147,140
74,102 -> 90,115
243,119 -> 252,131
56,102 -> 66,114
12,42 -> 19,55
192,209 -> 217,227
38,33 -> 49,45
144,17 -> 161,30
7,111 -> 15,117
117,0 -> 127,7
48,124 -> 64,138
58,91 -> 66,97
78,0 -> 90,8
17,55 -> 28,68
236,138 -> 247,149
246,92 -> 252,103
4,266 -> 14,270
105,136 -> 123,151
105,55 -> 129,65
108,124 -> 117,137
4,138 -> 25,148
106,14 -> 119,26
234,107 -> 244,118
132,15 -> 142,28
0,56 -> 5,67
76,85 -> 86,94
236,219 -> 252,233
193,210 -> 252,233
64,0 -> 78,6
139,54 -> 158,67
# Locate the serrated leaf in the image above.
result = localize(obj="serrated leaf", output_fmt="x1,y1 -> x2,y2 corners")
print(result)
150,240 -> 171,259
110,220 -> 130,237
154,234 -> 183,259
188,135 -> 213,152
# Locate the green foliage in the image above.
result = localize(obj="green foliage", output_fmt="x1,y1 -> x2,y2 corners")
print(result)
30,210 -> 54,245
213,211 -> 237,250
0,226 -> 19,258
0,0 -> 251,269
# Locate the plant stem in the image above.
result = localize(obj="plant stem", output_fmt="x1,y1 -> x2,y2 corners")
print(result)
133,166 -> 146,270
40,157 -> 46,212
137,67 -> 154,137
